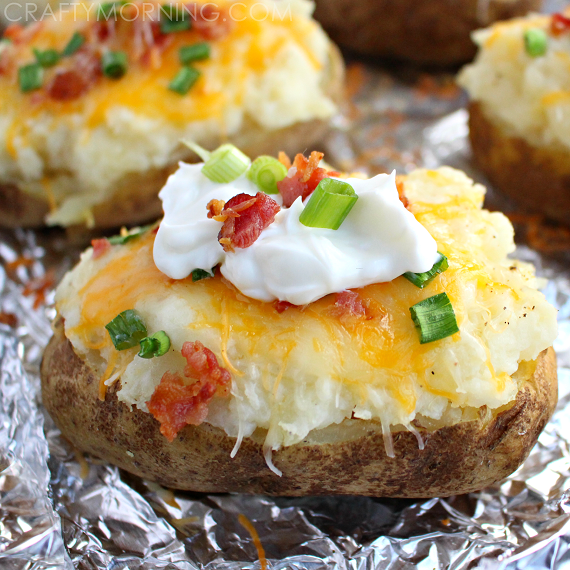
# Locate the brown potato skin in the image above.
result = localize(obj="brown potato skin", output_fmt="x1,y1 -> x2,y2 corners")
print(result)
469,102 -> 570,224
0,44 -> 344,230
41,318 -> 557,497
313,0 -> 540,65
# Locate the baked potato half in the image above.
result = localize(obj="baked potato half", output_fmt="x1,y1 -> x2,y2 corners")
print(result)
312,0 -> 540,65
42,319 -> 556,497
458,10 -> 570,222
0,0 -> 343,228
40,159 -> 558,496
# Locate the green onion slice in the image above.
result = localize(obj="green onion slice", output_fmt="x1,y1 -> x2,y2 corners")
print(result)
202,143 -> 251,183
168,66 -> 200,95
101,51 -> 128,79
247,155 -> 288,194
138,331 -> 171,359
105,310 -> 148,350
18,63 -> 43,92
108,224 -> 153,245
33,48 -> 60,67
299,178 -> 357,230
182,140 -> 211,161
192,267 -> 216,282
524,28 -> 548,57
179,42 -> 210,64
403,253 -> 449,289
160,5 -> 191,33
409,292 -> 459,344
62,31 -> 85,56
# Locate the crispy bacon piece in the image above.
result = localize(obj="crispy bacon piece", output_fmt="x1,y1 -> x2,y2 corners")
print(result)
273,300 -> 294,313
22,270 -> 55,310
218,192 -> 280,252
551,12 -> 570,35
91,238 -> 111,259
277,152 -> 340,208
278,151 -> 292,169
147,341 -> 231,441
207,199 -> 226,219
46,49 -> 101,101
0,312 -> 17,328
333,290 -> 367,319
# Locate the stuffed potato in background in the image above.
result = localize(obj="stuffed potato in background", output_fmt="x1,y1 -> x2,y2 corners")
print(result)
313,0 -> 541,65
0,0 -> 343,229
458,9 -> 570,223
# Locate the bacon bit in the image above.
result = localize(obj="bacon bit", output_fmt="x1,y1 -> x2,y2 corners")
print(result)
193,4 -> 232,40
147,341 -> 231,441
91,238 -> 111,259
207,198 -> 226,220
441,518 -> 451,527
3,24 -> 24,42
333,290 -> 367,319
5,256 -> 34,274
277,152 -> 339,208
0,312 -> 17,328
396,178 -> 410,210
46,70 -> 88,101
218,192 -> 280,252
551,13 -> 570,36
273,300 -> 295,313
278,151 -> 292,169
22,270 -> 55,310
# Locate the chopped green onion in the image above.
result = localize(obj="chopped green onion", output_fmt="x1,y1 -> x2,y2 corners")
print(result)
168,66 -> 200,95
138,331 -> 171,359
247,155 -> 288,194
62,31 -> 85,56
179,42 -> 210,64
108,224 -> 153,245
33,48 -> 60,67
105,310 -> 148,351
524,28 -> 548,57
18,63 -> 43,92
191,267 -> 216,282
403,253 -> 449,289
299,178 -> 357,230
409,292 -> 459,344
160,5 -> 191,33
182,140 -> 211,161
97,1 -> 124,20
202,143 -> 251,183
101,51 -> 128,79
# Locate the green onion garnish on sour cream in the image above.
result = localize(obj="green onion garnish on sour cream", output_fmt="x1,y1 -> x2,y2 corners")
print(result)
403,252 -> 448,288
247,156 -> 288,194
299,178 -> 358,230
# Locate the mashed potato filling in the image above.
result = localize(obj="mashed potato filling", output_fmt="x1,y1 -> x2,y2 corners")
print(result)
0,0 -> 336,225
458,11 -> 570,151
55,167 -> 558,459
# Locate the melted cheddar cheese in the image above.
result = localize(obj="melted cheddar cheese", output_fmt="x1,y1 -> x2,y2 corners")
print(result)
55,167 -> 558,453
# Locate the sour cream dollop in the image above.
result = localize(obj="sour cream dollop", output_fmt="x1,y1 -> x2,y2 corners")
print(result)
153,163 -> 439,305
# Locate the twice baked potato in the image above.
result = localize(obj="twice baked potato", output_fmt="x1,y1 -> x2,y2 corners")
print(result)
0,0 -> 343,228
41,151 -> 558,496
458,10 -> 570,223
312,0 -> 540,65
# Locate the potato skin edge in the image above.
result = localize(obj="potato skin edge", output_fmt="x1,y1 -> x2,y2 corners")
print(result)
1,44 -> 344,230
469,102 -> 570,224
41,317 -> 557,497
313,0 -> 539,65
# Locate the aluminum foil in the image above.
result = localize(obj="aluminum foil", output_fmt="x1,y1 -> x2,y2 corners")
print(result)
1,58 -> 570,570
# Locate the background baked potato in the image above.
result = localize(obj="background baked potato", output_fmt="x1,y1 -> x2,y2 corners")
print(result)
313,0 -> 541,65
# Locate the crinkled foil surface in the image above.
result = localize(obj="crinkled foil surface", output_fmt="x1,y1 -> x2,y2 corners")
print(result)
2,23 -> 570,570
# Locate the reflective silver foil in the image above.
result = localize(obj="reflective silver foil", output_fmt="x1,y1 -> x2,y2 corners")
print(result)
1,54 -> 570,570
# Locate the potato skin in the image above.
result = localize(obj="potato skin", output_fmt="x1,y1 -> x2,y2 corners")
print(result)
41,318 -> 557,497
1,44 -> 344,230
313,0 -> 540,65
469,102 -> 570,224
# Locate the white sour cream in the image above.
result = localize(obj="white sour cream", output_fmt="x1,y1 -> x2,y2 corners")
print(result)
153,162 -> 439,304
